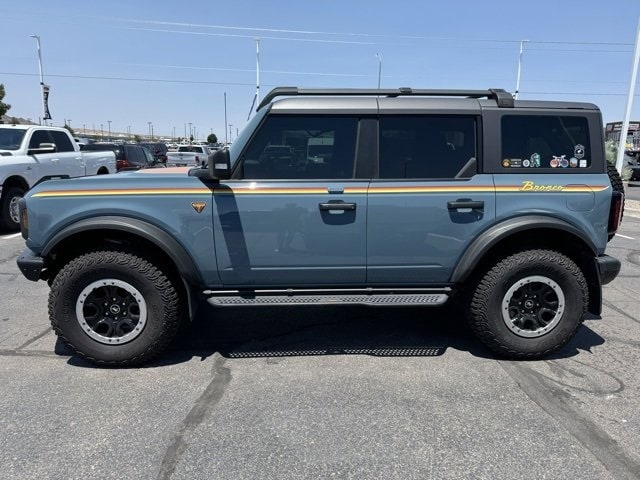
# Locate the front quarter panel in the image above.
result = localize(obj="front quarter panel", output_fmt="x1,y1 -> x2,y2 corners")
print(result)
24,169 -> 220,285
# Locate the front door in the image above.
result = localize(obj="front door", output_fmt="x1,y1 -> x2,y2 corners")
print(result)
213,114 -> 368,287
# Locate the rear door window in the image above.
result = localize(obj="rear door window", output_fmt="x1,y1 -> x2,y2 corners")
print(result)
501,115 -> 591,170
50,131 -> 75,152
378,116 -> 477,179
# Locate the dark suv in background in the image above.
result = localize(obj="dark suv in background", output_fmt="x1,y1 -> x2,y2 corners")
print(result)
80,143 -> 157,171
139,142 -> 168,164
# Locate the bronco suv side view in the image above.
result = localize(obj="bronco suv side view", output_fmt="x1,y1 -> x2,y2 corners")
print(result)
16,87 -> 624,366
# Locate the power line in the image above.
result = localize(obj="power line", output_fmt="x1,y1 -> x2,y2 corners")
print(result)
119,63 -> 373,77
0,71 -> 256,86
107,17 -> 634,46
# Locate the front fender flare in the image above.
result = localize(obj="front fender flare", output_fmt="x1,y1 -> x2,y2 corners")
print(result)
450,215 -> 597,283
41,216 -> 204,286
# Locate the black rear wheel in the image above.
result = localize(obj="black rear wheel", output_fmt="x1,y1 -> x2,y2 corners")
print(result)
468,249 -> 587,359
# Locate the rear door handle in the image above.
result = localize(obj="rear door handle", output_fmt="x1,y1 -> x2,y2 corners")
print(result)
319,202 -> 357,211
447,199 -> 484,210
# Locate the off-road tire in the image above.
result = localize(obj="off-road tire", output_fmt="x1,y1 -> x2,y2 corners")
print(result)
607,162 -> 625,242
469,249 -> 587,359
0,185 -> 25,231
48,249 -> 183,366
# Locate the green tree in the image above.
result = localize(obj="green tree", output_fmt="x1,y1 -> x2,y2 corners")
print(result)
207,133 -> 218,144
134,134 -> 141,143
0,84 -> 11,118
64,124 -> 75,136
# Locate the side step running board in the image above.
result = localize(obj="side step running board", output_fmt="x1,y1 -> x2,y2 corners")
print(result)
204,288 -> 450,307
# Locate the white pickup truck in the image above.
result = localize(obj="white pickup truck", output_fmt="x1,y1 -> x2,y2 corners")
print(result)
0,124 -> 116,230
166,144 -> 210,167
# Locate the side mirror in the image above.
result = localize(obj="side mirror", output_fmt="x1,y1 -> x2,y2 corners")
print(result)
28,142 -> 56,155
209,148 -> 231,179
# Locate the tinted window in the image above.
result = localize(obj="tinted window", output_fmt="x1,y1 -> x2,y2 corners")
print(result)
125,146 -> 144,165
379,116 -> 477,179
0,128 -> 26,150
81,143 -> 124,160
501,115 -> 591,170
240,115 -> 358,179
29,130 -> 52,149
50,131 -> 75,152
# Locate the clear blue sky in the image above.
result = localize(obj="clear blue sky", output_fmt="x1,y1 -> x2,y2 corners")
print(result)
2,0 -> 640,141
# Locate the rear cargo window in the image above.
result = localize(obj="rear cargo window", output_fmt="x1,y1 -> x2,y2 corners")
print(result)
501,115 -> 591,170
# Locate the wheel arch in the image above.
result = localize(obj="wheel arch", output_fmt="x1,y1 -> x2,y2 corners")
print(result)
42,216 -> 204,287
2,175 -> 30,192
451,215 -> 601,314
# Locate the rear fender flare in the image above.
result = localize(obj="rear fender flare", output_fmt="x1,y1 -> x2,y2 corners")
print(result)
450,215 -> 597,283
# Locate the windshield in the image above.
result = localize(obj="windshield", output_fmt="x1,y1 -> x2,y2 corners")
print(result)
229,107 -> 269,168
0,128 -> 26,150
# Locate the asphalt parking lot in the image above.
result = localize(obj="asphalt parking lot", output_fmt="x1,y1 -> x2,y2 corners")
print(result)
1,213 -> 640,479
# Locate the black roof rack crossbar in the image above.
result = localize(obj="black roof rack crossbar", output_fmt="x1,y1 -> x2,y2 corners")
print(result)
257,87 -> 514,110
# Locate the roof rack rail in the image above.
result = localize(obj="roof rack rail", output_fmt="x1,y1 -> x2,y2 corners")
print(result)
257,87 -> 514,111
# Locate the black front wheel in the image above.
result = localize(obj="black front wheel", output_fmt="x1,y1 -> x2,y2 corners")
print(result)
49,249 -> 184,366
468,249 -> 588,359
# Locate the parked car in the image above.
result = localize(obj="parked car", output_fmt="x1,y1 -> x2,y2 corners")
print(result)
0,125 -> 116,230
166,144 -> 210,167
139,142 -> 169,164
81,143 -> 158,171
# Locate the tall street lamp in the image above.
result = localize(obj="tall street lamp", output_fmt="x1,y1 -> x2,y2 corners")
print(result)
107,120 -> 111,142
188,122 -> 192,142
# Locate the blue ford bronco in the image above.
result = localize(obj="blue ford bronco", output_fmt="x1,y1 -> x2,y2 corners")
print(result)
17,87 -> 624,365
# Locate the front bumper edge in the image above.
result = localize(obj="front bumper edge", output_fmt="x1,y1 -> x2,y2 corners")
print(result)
17,248 -> 45,282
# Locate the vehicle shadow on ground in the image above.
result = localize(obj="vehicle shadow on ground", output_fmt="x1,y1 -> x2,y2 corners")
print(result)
62,305 -> 606,368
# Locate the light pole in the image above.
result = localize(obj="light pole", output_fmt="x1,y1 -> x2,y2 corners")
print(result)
127,125 -> 131,140
188,122 -> 192,142
514,40 -> 529,100
107,120 -> 111,142
148,122 -> 152,140
172,126 -> 176,142
151,124 -> 154,140
376,53 -> 382,89
29,34 -> 51,123
100,123 -> 103,140
224,92 -> 228,144
193,125 -> 197,142
229,124 -> 233,143
83,123 -> 86,135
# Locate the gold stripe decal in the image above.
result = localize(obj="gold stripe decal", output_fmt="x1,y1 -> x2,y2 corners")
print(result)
32,182 -> 609,198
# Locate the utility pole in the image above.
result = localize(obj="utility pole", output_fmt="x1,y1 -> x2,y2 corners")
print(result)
224,92 -> 228,144
148,122 -> 152,140
229,124 -> 233,143
188,122 -> 192,142
514,40 -> 529,100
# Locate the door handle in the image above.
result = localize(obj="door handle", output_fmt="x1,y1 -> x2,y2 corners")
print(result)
319,202 -> 357,211
447,199 -> 484,210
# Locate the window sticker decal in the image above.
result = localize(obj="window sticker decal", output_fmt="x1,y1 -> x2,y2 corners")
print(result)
569,157 -> 578,168
574,144 -> 585,159
530,153 -> 541,167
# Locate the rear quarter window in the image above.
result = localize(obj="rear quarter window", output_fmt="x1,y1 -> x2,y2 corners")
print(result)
501,115 -> 591,171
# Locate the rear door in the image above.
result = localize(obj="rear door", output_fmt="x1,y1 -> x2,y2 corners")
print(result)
49,130 -> 83,177
213,114 -> 368,287
367,114 -> 496,284
27,129 -> 63,181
